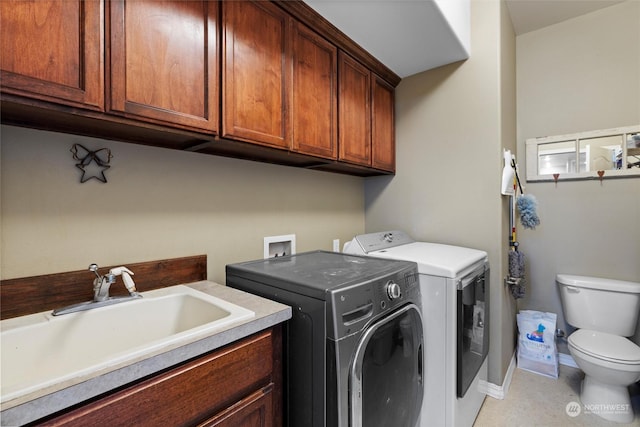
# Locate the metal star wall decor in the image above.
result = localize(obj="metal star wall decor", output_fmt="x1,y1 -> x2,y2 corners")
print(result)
70,144 -> 113,183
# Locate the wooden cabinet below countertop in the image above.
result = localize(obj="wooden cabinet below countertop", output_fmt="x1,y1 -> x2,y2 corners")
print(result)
38,327 -> 282,427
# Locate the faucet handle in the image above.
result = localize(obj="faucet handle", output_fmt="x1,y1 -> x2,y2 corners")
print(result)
89,263 -> 101,280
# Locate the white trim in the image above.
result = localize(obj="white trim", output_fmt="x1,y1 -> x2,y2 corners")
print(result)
525,124 -> 640,182
559,352 -> 579,368
263,234 -> 296,259
481,353 -> 577,401
481,352 -> 517,400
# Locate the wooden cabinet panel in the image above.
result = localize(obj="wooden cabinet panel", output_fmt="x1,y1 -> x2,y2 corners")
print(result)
109,0 -> 219,132
42,330 -> 275,427
222,1 -> 291,148
0,0 -> 103,110
200,387 -> 273,427
291,23 -> 337,159
372,75 -> 395,172
1,0 -> 396,177
338,52 -> 371,167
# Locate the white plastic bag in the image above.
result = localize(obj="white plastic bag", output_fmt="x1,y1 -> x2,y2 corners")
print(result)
517,310 -> 559,378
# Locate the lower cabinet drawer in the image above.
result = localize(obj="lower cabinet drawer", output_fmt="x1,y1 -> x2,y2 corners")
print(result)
39,329 -> 275,427
199,385 -> 274,427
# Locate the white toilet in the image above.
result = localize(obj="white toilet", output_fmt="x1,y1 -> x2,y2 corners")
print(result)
557,274 -> 640,423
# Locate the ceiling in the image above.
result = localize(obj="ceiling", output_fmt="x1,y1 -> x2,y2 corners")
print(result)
306,0 -> 471,79
505,0 -> 625,36
307,0 -> 625,78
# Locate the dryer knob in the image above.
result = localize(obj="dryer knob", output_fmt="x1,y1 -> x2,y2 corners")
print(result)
386,281 -> 402,300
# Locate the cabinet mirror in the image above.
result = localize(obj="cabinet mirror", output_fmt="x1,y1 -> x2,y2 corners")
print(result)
525,125 -> 640,182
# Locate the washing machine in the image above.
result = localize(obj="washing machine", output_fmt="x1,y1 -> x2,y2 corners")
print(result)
344,231 -> 489,427
226,250 -> 424,427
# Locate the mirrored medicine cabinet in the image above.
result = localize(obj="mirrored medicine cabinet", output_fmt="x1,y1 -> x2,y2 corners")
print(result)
525,125 -> 640,182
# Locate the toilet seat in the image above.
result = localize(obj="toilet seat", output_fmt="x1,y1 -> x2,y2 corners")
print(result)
569,329 -> 640,364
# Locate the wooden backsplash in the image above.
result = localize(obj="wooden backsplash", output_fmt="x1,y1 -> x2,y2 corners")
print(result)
0,255 -> 207,320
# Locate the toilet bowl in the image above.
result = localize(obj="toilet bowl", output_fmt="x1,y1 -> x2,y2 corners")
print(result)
557,274 -> 640,423
568,329 -> 640,423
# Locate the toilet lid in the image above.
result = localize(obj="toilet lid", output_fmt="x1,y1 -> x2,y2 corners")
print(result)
569,329 -> 640,364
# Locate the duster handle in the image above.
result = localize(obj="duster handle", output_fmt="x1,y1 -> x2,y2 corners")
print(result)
511,159 -> 524,194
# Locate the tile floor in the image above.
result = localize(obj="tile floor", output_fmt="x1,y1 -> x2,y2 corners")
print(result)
474,364 -> 640,427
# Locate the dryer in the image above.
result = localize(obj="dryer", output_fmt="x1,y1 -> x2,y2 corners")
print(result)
344,231 -> 489,427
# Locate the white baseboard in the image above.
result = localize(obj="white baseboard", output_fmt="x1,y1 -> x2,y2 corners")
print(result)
481,352 -> 577,401
482,352 -> 517,400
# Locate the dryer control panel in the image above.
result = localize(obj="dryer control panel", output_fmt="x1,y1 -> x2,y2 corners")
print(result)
345,230 -> 415,254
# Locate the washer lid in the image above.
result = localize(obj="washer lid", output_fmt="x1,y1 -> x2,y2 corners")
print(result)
226,250 -> 417,299
371,242 -> 487,278
569,329 -> 640,364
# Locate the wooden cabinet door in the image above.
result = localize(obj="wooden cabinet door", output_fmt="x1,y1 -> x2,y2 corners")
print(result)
291,23 -> 337,159
372,75 -> 395,172
43,330 -> 275,427
109,0 -> 219,132
0,0 -> 104,110
338,52 -> 371,167
222,1 -> 291,149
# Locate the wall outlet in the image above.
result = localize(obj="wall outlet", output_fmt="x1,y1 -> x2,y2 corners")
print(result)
264,234 -> 296,259
333,239 -> 340,252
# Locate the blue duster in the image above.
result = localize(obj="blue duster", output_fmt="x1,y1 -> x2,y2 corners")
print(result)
517,194 -> 540,229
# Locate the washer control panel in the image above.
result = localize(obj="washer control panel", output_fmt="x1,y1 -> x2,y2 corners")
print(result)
329,266 -> 420,340
385,280 -> 402,300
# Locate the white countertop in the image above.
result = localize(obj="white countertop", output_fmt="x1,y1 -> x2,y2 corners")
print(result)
0,281 -> 291,426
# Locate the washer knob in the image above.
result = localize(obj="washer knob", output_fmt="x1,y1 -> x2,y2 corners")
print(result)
386,281 -> 401,300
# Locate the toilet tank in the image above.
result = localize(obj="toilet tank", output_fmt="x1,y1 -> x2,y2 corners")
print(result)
556,274 -> 640,336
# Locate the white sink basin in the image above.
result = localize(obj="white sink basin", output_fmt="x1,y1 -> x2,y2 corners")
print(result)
0,285 -> 254,405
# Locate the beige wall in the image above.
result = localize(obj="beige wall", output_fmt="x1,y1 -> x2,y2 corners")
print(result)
0,125 -> 365,282
515,0 -> 640,347
3,0 -> 637,392
364,0 -> 517,386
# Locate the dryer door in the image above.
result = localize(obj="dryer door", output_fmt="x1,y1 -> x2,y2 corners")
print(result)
350,304 -> 423,427
457,266 -> 489,397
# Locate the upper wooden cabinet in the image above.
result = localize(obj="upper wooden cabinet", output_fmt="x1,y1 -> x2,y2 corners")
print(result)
372,76 -> 395,172
291,22 -> 338,160
108,0 -> 219,133
223,2 -> 338,159
337,52 -> 395,172
222,1 -> 291,148
1,0 -> 397,176
0,0 -> 104,110
338,52 -> 371,167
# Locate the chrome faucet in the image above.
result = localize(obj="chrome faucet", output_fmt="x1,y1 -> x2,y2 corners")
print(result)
90,263 -> 116,302
52,263 -> 142,316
